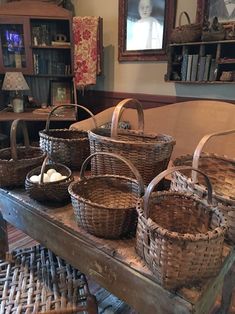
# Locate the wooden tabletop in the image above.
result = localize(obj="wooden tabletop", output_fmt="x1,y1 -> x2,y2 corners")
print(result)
0,187 -> 234,314
0,108 -> 76,122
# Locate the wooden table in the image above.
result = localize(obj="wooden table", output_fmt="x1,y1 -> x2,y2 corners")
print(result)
0,187 -> 234,314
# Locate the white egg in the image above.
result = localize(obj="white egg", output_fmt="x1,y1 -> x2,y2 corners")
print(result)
61,175 -> 67,180
30,175 -> 39,183
47,168 -> 57,177
50,172 -> 63,182
38,173 -> 50,183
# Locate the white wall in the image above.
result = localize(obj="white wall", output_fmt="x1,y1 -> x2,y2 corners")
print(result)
72,0 -> 235,100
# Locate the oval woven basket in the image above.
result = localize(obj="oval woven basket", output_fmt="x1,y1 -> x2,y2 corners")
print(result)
25,155 -> 73,203
171,129 -> 235,242
136,166 -> 227,290
88,98 -> 175,185
39,104 -> 97,170
171,11 -> 202,43
0,119 -> 46,188
68,152 -> 145,239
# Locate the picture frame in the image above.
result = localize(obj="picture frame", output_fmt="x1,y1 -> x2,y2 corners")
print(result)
49,80 -> 73,107
118,0 -> 176,61
197,0 -> 235,23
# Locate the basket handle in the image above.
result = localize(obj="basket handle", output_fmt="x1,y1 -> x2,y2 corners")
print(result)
39,155 -> 50,185
143,166 -> 213,219
80,152 -> 145,196
110,98 -> 144,138
10,119 -> 30,161
45,104 -> 97,131
179,11 -> 191,27
192,129 -> 235,183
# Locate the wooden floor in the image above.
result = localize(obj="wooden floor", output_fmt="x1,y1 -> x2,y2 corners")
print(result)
6,223 -> 235,314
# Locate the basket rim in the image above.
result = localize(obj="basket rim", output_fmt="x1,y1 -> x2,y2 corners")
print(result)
26,162 -> 73,186
88,129 -> 176,147
0,146 -> 46,163
173,152 -> 235,204
39,129 -> 88,143
137,191 -> 227,242
68,174 -> 142,210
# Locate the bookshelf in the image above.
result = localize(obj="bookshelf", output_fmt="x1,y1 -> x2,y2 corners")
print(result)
165,40 -> 235,84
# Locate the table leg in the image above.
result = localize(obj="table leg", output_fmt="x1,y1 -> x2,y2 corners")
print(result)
216,261 -> 235,314
0,211 -> 8,259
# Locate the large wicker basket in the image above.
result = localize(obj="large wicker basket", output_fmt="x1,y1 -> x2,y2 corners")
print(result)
0,119 -> 46,188
88,98 -> 175,185
25,155 -> 74,203
39,104 -> 97,170
171,129 -> 235,242
136,166 -> 227,290
171,11 -> 202,43
68,152 -> 145,239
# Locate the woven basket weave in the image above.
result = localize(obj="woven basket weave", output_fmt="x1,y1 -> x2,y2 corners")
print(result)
1,245 -> 97,313
88,98 -> 175,185
69,152 -> 145,239
171,11 -> 202,43
25,155 -> 73,203
0,119 -> 46,188
172,129 -> 235,242
136,166 -> 227,290
39,104 -> 97,170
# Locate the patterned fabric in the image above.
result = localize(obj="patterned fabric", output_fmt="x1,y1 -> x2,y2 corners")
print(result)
73,16 -> 101,89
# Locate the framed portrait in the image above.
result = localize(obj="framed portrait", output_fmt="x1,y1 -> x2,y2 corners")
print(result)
197,0 -> 235,23
118,0 -> 176,61
49,80 -> 73,107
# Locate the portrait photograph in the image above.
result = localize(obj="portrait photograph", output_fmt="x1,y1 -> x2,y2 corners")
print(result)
50,80 -> 72,107
126,0 -> 165,51
208,0 -> 235,22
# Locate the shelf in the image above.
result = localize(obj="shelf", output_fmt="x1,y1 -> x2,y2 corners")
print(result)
218,59 -> 235,64
166,80 -> 235,84
170,39 -> 235,47
31,45 -> 71,49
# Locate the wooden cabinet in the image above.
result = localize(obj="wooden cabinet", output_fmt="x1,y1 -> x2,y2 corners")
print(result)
165,40 -> 235,83
0,1 -> 73,77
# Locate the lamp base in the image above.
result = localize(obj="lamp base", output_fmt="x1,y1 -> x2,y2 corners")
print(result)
12,97 -> 24,113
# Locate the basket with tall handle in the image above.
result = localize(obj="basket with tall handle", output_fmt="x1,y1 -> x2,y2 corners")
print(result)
88,98 -> 176,185
136,166 -> 227,290
68,152 -> 145,239
39,104 -> 97,170
0,119 -> 46,187
172,129 -> 235,242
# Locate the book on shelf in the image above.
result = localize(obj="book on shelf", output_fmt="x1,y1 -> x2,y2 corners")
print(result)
209,59 -> 217,81
191,54 -> 199,82
181,54 -> 188,81
203,55 -> 212,81
197,56 -> 206,81
186,55 -> 193,81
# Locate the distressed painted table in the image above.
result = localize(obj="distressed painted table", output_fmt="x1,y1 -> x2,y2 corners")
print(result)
0,187 -> 234,314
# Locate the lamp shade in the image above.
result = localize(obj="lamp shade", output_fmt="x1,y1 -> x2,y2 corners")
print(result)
2,72 -> 29,91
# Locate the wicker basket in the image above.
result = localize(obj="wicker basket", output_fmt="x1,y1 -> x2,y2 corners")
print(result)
68,152 -> 145,239
172,129 -> 235,243
171,11 -> 202,43
0,119 -> 46,188
88,98 -> 175,185
25,155 -> 73,203
136,166 -> 227,290
39,104 -> 97,170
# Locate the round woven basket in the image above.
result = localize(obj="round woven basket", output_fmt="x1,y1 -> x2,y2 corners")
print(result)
25,155 -> 73,203
136,166 -> 227,290
88,98 -> 175,185
171,129 -> 235,242
171,11 -> 202,43
39,104 -> 97,170
68,152 -> 145,239
0,119 -> 46,188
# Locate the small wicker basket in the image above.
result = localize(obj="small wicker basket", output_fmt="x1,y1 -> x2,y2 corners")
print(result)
0,119 -> 46,188
171,11 -> 202,43
88,98 -> 175,185
172,129 -> 235,243
25,155 -> 73,203
39,104 -> 97,170
136,166 -> 227,290
68,152 -> 145,239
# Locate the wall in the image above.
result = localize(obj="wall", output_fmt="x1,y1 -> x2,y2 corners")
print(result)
72,0 -> 235,100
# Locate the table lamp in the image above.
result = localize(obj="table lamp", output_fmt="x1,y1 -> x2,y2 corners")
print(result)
2,72 -> 29,113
